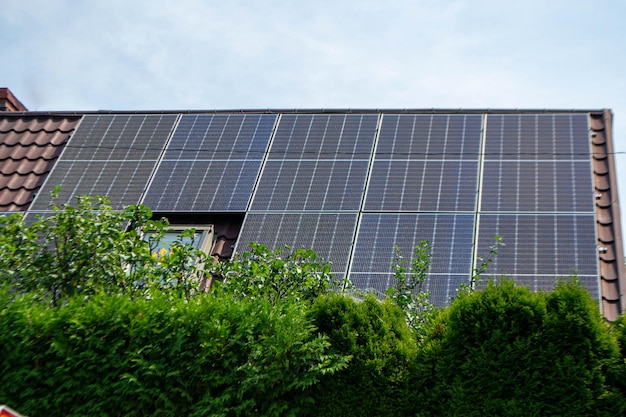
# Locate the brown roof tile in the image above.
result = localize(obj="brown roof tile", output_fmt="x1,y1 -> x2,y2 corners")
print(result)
590,110 -> 626,320
0,129 -> 75,146
0,116 -> 76,133
0,173 -> 44,190
0,115 -> 81,211
0,158 -> 57,176
0,144 -> 64,161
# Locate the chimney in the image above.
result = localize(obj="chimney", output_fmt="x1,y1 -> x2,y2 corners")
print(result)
0,88 -> 28,112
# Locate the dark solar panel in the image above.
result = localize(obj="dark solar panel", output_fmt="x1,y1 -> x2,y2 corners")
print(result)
484,114 -> 590,160
476,214 -> 598,277
250,160 -> 369,211
163,114 -> 275,160
349,213 -> 475,304
364,159 -> 478,212
142,114 -> 276,212
30,114 -> 177,210
376,114 -> 482,159
363,114 -> 482,213
268,114 -> 378,159
481,160 -> 594,212
143,160 -> 263,211
250,114 -> 377,212
20,110 -> 605,307
235,213 -> 359,276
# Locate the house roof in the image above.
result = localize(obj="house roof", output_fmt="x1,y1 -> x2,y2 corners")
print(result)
0,95 -> 623,319
0,115 -> 80,211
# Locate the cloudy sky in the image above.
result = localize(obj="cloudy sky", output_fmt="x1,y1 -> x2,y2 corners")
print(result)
3,0 -> 626,231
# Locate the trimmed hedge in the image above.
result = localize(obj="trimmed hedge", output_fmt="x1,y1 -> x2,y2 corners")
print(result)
3,280 -> 626,416
303,293 -> 418,417
0,289 -> 346,417
415,279 -> 625,417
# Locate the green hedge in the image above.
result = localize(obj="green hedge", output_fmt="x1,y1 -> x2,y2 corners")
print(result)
302,293 -> 418,417
0,289 -> 346,417
3,281 -> 626,416
415,279 -> 626,417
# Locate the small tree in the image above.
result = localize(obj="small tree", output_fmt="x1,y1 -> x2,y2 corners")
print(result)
386,240 -> 433,331
0,194 -> 207,305
211,242 -> 337,304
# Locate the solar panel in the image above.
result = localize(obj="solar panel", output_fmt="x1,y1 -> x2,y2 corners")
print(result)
480,160 -> 594,212
250,160 -> 369,211
30,114 -> 177,210
484,114 -> 590,160
162,114 -> 275,160
249,114 -> 377,212
363,114 -> 482,213
142,114 -> 276,212
26,110 -> 604,307
235,213 -> 359,276
143,160 -> 264,212
375,114 -> 482,159
475,113 -> 598,298
364,160 -> 479,212
349,213 -> 475,304
268,114 -> 378,159
476,214 -> 598,290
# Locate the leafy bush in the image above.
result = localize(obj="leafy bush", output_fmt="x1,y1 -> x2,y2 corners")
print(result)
0,195 -> 207,304
386,240 -> 433,332
212,242 -> 337,305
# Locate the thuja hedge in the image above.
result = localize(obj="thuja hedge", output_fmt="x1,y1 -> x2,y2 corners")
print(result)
3,280 -> 626,417
415,280 -> 626,417
303,293 -> 418,417
0,289 -> 347,417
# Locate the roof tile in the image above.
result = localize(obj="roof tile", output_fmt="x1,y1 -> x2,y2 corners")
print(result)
0,129 -> 74,146
0,116 -> 77,134
0,188 -> 36,211
0,173 -> 44,190
0,143 -> 64,161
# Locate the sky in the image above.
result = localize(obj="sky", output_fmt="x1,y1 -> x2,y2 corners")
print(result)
2,0 -> 626,235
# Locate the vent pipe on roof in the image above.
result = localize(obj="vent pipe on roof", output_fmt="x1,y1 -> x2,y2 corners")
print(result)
0,88 -> 28,112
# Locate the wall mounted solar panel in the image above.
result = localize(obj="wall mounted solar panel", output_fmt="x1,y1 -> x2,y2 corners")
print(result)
142,114 -> 276,212
29,114 -> 178,211
476,114 -> 599,298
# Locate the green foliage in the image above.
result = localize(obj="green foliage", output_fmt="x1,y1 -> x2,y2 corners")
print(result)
386,241 -> 433,332
302,293 -> 418,417
2,193 -> 626,416
416,279 -> 625,417
211,242 -> 338,305
0,194 -> 207,304
456,234 -> 504,294
0,289 -> 347,417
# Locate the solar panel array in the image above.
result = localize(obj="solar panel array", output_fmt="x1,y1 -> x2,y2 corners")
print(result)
237,114 -> 378,276
476,113 -> 598,300
142,114 -> 276,211
26,111 -> 600,304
